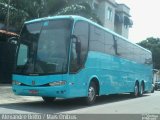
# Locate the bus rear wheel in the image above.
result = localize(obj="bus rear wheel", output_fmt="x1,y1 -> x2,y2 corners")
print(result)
42,97 -> 56,103
132,83 -> 139,97
151,84 -> 155,93
84,82 -> 97,105
139,83 -> 144,96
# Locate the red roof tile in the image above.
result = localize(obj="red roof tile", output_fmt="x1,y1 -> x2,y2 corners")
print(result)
0,30 -> 18,36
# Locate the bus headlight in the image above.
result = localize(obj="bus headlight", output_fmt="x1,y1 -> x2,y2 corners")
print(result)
12,80 -> 22,86
49,81 -> 66,86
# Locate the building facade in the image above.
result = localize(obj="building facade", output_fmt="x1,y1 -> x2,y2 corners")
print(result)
81,0 -> 133,38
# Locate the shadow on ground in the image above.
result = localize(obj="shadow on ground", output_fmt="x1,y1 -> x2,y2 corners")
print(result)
0,93 -> 150,113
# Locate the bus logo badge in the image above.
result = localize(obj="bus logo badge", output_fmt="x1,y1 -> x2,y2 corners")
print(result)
32,81 -> 35,85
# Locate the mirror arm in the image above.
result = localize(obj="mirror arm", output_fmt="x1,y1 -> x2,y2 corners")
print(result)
8,37 -> 18,45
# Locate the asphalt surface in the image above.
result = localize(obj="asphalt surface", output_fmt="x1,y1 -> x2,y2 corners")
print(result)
0,85 -> 160,114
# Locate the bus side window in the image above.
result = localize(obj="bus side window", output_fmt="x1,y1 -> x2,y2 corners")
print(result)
104,32 -> 115,55
70,21 -> 89,73
116,37 -> 134,61
89,25 -> 105,53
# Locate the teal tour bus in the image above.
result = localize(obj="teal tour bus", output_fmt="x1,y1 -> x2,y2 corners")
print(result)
12,15 -> 153,105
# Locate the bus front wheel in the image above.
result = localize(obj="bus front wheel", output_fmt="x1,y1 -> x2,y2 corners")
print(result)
84,82 -> 97,105
42,97 -> 56,103
130,82 -> 139,97
133,83 -> 139,97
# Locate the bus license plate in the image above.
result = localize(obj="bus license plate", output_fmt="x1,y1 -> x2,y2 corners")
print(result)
29,90 -> 38,94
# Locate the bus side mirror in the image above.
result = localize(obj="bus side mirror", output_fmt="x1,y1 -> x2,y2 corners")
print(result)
8,37 -> 18,45
71,35 -> 81,65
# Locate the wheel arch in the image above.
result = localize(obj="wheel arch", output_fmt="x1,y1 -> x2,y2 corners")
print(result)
88,75 -> 100,95
135,80 -> 139,86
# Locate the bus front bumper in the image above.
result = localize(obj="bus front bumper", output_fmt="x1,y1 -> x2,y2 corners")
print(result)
12,85 -> 69,98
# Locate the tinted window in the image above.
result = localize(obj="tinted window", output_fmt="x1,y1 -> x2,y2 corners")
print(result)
105,32 -> 115,55
36,20 -> 71,73
16,19 -> 72,74
116,37 -> 134,60
89,24 -> 152,65
17,44 -> 28,66
70,21 -> 89,72
89,25 -> 105,53
133,46 -> 148,64
115,37 -> 152,65
145,52 -> 152,65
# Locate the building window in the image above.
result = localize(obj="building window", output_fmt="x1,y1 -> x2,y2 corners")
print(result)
124,24 -> 128,29
92,0 -> 98,9
124,16 -> 131,29
107,7 -> 113,21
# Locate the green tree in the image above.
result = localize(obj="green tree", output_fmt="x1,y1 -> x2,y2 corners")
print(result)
56,1 -> 102,25
0,0 -> 69,31
0,0 -> 101,32
138,37 -> 160,69
0,0 -> 28,31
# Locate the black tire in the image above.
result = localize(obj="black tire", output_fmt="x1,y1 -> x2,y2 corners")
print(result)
84,82 -> 97,105
151,87 -> 155,93
155,87 -> 158,91
132,82 -> 139,97
151,84 -> 155,93
139,83 -> 144,96
42,97 -> 56,103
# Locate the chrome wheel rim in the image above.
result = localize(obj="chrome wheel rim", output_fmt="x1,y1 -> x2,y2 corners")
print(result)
88,86 -> 95,101
135,85 -> 138,96
140,85 -> 143,94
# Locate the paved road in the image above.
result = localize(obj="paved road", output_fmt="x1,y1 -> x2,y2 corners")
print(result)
0,85 -> 160,114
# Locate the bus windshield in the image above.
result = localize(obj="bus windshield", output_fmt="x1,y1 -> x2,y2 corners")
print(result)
15,19 -> 73,75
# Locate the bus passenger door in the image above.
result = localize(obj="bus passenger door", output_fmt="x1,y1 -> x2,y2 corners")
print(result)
69,21 -> 89,97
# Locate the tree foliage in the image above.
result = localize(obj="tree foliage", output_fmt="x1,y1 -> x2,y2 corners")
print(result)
0,0 -> 68,31
0,0 -> 101,32
56,2 -> 102,25
138,37 -> 160,69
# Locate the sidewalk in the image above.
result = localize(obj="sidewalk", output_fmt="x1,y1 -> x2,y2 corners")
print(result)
0,84 -> 41,104
0,84 -> 11,87
0,84 -> 14,104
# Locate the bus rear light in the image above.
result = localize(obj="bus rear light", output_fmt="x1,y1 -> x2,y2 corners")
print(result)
49,81 -> 66,86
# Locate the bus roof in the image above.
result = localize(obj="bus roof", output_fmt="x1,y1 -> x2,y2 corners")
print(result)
25,15 -> 151,54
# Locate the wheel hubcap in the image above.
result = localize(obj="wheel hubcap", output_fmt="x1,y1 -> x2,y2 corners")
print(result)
141,85 -> 143,94
135,85 -> 138,96
88,86 -> 95,101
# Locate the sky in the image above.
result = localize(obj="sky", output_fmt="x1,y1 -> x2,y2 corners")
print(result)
116,0 -> 160,43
